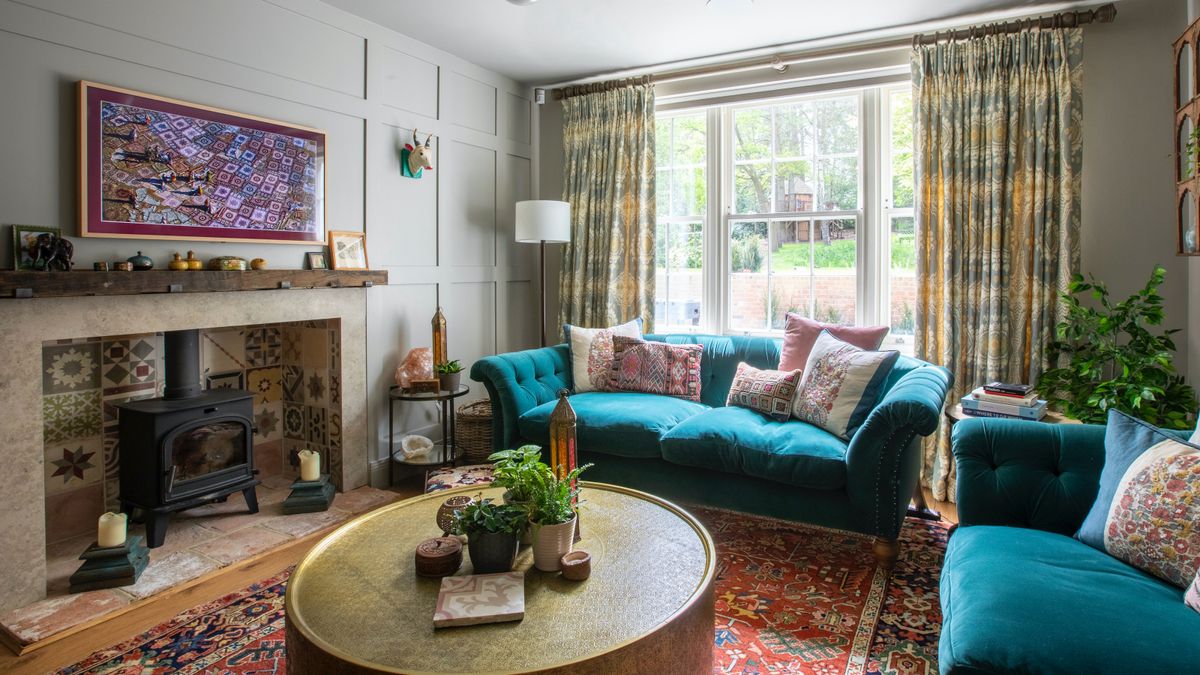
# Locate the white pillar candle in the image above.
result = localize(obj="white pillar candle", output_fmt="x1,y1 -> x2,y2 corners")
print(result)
298,449 -> 321,481
98,512 -> 127,548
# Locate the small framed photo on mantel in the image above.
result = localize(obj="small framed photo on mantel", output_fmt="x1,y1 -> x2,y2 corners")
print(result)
306,251 -> 327,270
328,231 -> 367,270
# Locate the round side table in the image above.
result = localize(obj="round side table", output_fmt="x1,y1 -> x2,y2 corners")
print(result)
387,384 -> 470,486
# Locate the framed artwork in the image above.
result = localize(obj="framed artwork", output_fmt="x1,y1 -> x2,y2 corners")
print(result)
306,251 -> 328,270
328,231 -> 367,270
79,81 -> 326,244
11,224 -> 63,270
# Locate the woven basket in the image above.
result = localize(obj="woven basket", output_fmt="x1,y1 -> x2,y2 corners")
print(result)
457,399 -> 494,465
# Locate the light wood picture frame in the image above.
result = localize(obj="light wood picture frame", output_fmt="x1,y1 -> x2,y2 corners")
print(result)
328,231 -> 368,270
79,80 -> 327,245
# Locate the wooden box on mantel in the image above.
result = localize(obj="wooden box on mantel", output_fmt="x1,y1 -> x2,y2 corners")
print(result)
1174,16 -> 1200,255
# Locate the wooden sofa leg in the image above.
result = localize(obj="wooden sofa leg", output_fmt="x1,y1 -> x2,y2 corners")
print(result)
873,537 -> 899,569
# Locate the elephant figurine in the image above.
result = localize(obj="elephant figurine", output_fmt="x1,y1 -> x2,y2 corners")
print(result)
33,232 -> 74,271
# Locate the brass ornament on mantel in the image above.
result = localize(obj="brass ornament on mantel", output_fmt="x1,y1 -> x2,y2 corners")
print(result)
1174,16 -> 1200,255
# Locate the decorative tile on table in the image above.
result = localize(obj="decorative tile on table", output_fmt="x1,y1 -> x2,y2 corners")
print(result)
44,391 -> 102,444
282,403 -> 305,441
43,342 -> 101,395
245,326 -> 283,367
44,438 -> 103,496
205,370 -> 244,390
305,368 -> 328,407
246,366 -> 281,405
301,327 -> 329,370
282,365 -> 305,403
255,401 -> 282,443
200,328 -> 246,373
305,405 -> 327,445
433,572 -> 525,628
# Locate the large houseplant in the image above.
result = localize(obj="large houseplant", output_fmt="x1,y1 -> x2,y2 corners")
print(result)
488,445 -> 553,505
527,463 -> 592,572
451,497 -> 526,573
1037,265 -> 1197,429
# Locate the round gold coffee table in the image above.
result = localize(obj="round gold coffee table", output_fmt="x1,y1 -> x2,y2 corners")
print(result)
285,482 -> 716,674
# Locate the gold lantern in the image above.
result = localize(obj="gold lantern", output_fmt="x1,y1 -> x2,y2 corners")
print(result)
431,307 -> 447,367
549,389 -> 580,541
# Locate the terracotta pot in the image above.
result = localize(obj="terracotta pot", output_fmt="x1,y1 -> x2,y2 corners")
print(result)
439,371 -> 461,391
467,530 -> 519,574
532,515 -> 577,572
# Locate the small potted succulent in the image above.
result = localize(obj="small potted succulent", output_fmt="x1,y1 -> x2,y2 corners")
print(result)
451,497 -> 526,574
435,360 -> 463,391
527,463 -> 592,572
488,445 -> 552,543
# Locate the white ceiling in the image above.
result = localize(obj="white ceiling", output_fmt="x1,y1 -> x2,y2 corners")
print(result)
322,0 -> 1081,84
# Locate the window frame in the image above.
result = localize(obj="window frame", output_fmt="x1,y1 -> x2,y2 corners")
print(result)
652,81 -> 913,346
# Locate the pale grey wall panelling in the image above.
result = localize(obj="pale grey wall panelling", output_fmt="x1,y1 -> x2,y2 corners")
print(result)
445,71 -> 499,135
500,154 -> 534,270
445,280 -> 499,395
442,141 -> 498,267
366,282 -> 441,440
376,45 -> 440,119
368,122 -> 439,266
503,92 -> 533,144
502,280 -> 538,352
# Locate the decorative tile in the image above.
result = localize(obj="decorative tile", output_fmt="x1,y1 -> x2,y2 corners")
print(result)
329,327 -> 342,371
305,405 -> 327,445
328,411 -> 342,448
283,439 -> 304,476
328,442 -> 343,490
200,328 -> 247,373
282,365 -> 305,403
282,403 -> 305,440
330,373 -> 341,406
44,482 -> 104,544
43,342 -> 101,395
255,401 -> 282,443
301,327 -> 329,369
282,326 -> 303,364
205,370 -> 244,390
306,368 -> 328,407
43,391 -> 102,443
44,438 -> 103,495
101,336 -> 157,387
246,366 -> 281,405
245,326 -> 283,367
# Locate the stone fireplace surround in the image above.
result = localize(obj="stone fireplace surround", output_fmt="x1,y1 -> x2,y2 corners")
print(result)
0,288 -> 368,614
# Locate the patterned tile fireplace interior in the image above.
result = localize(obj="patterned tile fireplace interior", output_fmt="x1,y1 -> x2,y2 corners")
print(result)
42,320 -> 344,551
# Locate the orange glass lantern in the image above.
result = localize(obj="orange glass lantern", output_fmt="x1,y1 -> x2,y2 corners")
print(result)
549,389 -> 580,541
431,307 -> 447,367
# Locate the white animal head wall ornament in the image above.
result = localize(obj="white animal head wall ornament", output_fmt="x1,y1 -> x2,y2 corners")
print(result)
404,129 -> 434,178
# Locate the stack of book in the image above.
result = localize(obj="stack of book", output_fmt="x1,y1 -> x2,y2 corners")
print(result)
960,382 -> 1047,421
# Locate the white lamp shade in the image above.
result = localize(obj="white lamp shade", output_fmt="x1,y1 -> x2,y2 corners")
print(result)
515,200 -> 570,243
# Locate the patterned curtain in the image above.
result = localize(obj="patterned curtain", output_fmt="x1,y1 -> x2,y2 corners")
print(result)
559,83 -> 656,333
912,28 -> 1083,502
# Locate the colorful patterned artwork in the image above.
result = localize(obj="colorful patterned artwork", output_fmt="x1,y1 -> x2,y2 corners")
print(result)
79,81 -> 325,244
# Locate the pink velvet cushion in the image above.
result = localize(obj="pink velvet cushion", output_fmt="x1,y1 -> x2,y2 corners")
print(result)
1187,570 -> 1200,614
778,313 -> 889,372
726,362 -> 802,422
607,337 -> 703,401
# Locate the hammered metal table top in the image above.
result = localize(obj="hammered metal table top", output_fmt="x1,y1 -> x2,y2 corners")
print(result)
284,482 -> 715,674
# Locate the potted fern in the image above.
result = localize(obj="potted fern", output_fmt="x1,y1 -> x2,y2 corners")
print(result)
451,497 -> 526,574
488,445 -> 553,544
1037,265 -> 1197,428
527,463 -> 592,572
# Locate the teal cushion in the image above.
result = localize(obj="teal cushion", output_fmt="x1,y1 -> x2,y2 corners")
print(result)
517,392 -> 709,459
659,406 -> 848,489
941,525 -> 1200,674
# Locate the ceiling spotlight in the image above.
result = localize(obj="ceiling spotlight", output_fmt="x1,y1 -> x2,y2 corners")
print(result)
707,0 -> 752,16
507,0 -> 540,5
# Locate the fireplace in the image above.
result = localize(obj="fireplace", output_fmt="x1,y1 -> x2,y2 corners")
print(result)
116,329 -> 259,548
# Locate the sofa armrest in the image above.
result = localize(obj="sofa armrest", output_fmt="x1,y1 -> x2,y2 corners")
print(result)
469,344 -> 571,453
952,418 -> 1106,535
844,364 -> 953,538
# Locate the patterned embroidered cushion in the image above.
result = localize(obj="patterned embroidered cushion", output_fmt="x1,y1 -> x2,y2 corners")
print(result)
790,331 -> 899,440
1187,570 -> 1200,613
778,313 -> 889,372
1077,410 -> 1200,589
564,319 -> 642,392
607,337 -> 703,401
726,363 -> 802,422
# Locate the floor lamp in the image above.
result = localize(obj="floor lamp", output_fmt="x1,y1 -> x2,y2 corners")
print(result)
515,200 -> 571,347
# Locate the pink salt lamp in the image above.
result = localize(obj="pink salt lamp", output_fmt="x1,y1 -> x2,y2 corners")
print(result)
395,347 -> 434,388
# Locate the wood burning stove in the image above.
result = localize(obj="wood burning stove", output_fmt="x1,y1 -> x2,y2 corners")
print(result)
117,329 -> 259,548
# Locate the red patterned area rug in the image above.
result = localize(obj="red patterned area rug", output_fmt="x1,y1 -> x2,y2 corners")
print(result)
61,511 -> 947,675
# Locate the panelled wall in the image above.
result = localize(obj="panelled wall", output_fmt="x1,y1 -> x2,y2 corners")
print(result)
0,0 -> 541,483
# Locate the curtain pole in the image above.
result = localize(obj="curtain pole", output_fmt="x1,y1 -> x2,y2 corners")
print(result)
912,3 -> 1115,46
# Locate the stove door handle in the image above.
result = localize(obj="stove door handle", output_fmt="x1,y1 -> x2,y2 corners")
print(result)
166,465 -> 177,495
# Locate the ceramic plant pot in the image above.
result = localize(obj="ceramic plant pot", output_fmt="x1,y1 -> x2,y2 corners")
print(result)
532,515 -> 577,572
467,530 -> 520,574
439,371 -> 461,391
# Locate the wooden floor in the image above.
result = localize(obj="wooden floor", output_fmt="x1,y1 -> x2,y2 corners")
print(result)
2,480 -> 957,673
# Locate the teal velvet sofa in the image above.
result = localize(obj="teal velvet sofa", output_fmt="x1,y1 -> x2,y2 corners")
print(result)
942,419 -> 1200,674
470,334 -> 953,565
